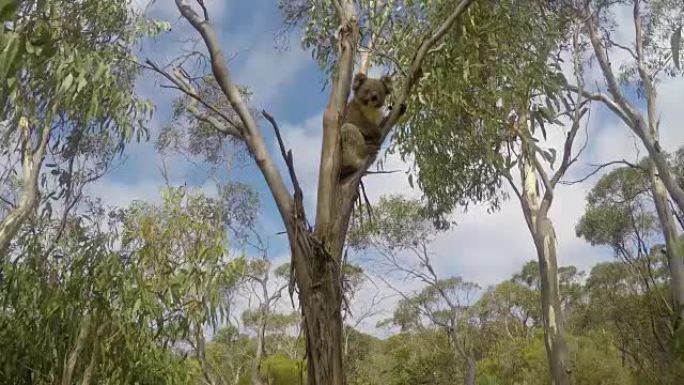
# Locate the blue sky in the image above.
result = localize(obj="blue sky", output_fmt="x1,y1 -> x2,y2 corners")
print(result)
87,1 -> 684,334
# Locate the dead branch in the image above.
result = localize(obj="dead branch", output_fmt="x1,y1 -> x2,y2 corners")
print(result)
262,110 -> 304,206
560,160 -> 640,185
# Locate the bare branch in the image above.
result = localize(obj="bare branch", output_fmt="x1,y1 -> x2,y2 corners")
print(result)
583,7 -> 642,127
551,32 -> 586,188
262,110 -> 304,208
145,59 -> 243,137
174,0 -> 293,222
566,85 -> 631,126
560,160 -> 640,185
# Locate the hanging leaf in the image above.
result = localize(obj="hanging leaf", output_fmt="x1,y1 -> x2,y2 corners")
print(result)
672,25 -> 682,70
59,73 -> 74,94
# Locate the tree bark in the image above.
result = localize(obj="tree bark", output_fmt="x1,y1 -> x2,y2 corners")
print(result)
583,5 -> 684,216
445,325 -> 477,385
0,117 -> 50,256
62,313 -> 92,385
650,166 -> 684,329
635,0 -> 684,331
519,159 -> 571,385
251,314 -> 266,385
464,357 -> 476,385
289,233 -> 345,385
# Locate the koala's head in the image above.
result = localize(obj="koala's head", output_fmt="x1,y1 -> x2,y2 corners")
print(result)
352,73 -> 393,108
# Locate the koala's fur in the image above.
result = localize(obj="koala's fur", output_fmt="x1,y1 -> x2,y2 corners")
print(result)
340,73 -> 393,178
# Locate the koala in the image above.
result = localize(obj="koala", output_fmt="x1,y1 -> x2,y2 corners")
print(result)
340,73 -> 393,178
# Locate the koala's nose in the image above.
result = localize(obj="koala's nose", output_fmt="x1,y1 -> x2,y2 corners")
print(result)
370,93 -> 378,102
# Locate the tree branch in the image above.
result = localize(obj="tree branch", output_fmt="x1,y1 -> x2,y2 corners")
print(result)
583,7 -> 642,128
380,0 -> 473,139
565,85 -> 631,126
262,110 -> 304,210
145,60 -> 243,137
315,0 -> 359,236
560,160 -> 639,185
174,0 -> 293,223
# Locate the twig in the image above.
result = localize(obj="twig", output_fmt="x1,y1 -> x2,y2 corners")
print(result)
560,160 -> 640,185
262,110 -> 302,204
359,180 -> 373,225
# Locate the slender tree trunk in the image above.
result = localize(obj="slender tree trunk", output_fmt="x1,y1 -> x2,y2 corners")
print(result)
447,327 -> 476,385
519,159 -> 571,385
0,118 -> 50,256
583,6 -> 684,216
650,164 -> 684,326
62,313 -> 91,385
464,357 -> 476,385
532,216 -> 571,385
251,314 -> 267,385
639,41 -> 684,333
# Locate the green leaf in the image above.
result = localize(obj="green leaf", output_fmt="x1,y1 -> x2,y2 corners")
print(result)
59,73 -> 74,94
76,74 -> 88,94
0,0 -> 18,22
672,26 -> 682,70
0,32 -> 20,79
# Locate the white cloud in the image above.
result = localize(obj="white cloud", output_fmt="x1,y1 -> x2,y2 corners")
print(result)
86,178 -> 163,209
233,40 -> 311,110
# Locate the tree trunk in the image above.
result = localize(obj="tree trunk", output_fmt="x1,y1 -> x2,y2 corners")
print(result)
251,314 -> 267,385
464,357 -> 476,385
446,326 -> 476,385
650,164 -> 684,328
289,226 -> 345,385
584,7 -> 684,217
639,48 -> 684,334
0,119 -> 49,256
533,216 -> 571,385
519,160 -> 572,385
62,313 -> 92,385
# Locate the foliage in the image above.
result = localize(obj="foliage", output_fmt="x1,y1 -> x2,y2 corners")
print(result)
576,165 -> 656,249
0,187 -> 245,384
387,0 -> 570,218
1,0 -> 154,150
349,194 -> 434,249
237,354 -> 306,385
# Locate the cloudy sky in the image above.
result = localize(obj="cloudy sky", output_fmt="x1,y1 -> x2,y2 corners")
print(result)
95,1 -> 684,335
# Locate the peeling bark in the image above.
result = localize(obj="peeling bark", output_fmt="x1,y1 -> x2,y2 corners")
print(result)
517,154 -> 572,385
0,117 -> 51,256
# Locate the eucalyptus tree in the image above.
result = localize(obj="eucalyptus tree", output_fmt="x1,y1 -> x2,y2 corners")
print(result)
148,1 -> 477,383
0,0 -> 156,254
576,163 -> 680,378
241,259 -> 291,385
0,187 -> 246,384
349,195 -> 482,385
386,1 -> 582,383
567,0 -> 684,333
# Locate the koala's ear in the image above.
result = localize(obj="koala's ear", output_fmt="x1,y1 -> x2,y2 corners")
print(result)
381,75 -> 393,94
352,73 -> 367,92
